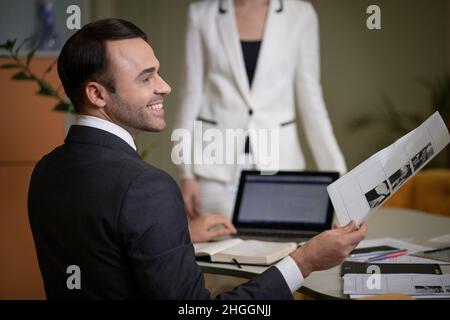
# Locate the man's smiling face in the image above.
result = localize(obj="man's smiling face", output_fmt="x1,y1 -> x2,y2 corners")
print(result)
103,38 -> 171,136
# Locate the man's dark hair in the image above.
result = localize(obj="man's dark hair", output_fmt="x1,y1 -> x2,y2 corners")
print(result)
57,18 -> 147,113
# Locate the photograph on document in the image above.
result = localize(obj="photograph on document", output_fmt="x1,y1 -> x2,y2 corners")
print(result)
388,163 -> 413,190
404,128 -> 435,172
364,180 -> 390,209
382,149 -> 414,191
357,165 -> 391,210
415,286 -> 445,294
411,142 -> 434,171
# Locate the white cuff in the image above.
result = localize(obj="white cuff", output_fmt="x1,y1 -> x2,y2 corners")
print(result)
274,256 -> 304,294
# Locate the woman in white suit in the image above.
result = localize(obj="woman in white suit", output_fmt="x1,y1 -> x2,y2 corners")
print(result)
174,0 -> 346,220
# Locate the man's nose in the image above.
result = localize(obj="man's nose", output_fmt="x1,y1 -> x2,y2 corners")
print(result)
155,75 -> 171,96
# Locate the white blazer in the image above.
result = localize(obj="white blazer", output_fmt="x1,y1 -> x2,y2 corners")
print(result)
174,0 -> 347,183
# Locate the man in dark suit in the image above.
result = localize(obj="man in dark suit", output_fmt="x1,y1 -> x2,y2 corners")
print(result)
28,18 -> 367,299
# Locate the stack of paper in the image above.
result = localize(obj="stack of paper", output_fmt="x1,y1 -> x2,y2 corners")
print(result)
343,238 -> 450,299
344,274 -> 450,299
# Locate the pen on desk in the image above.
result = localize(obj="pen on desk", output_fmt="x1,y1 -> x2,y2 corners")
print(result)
367,249 -> 408,262
424,246 -> 450,253
350,249 -> 399,258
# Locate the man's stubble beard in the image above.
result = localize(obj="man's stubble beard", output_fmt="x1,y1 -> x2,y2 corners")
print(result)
109,92 -> 164,134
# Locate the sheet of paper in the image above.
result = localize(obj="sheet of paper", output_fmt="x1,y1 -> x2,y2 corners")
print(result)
428,234 -> 450,244
343,273 -> 450,296
327,112 -> 450,226
193,238 -> 243,256
412,247 -> 450,264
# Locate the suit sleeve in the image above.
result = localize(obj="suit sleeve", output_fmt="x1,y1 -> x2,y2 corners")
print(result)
294,3 -> 347,175
172,4 -> 205,180
118,169 -> 293,299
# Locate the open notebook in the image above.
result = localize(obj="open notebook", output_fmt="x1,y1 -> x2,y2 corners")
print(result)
194,238 -> 297,266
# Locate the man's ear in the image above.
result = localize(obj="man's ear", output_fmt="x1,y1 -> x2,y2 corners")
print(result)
84,81 -> 108,108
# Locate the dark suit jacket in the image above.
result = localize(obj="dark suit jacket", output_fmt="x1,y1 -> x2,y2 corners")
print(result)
28,125 -> 293,299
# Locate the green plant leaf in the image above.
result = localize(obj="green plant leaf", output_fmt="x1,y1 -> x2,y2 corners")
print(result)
420,74 -> 450,120
53,102 -> 72,112
36,80 -> 56,96
0,39 -> 16,51
14,38 -> 29,56
11,71 -> 34,80
405,114 -> 425,126
348,114 -> 378,130
26,50 -> 35,67
138,143 -> 156,160
43,61 -> 55,74
0,63 -> 21,69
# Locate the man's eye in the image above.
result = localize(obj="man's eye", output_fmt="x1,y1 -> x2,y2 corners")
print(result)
143,77 -> 151,83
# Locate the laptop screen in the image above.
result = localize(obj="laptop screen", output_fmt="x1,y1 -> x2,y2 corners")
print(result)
232,171 -> 339,232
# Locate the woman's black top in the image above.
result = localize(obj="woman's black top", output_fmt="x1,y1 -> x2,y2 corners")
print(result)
241,40 -> 262,154
241,40 -> 261,88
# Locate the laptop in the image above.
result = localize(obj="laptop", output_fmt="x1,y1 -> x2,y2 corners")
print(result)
231,170 -> 339,243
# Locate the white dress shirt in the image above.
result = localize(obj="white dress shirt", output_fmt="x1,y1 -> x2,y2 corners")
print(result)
74,115 -> 304,294
75,115 -> 136,151
275,255 -> 305,293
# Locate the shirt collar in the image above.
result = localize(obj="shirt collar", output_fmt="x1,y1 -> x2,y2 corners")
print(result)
74,115 -> 137,151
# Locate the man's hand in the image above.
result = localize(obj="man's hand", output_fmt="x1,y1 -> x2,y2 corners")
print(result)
188,214 -> 237,243
181,178 -> 201,218
290,221 -> 367,278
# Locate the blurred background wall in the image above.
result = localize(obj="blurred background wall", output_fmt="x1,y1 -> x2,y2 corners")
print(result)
91,0 -> 450,176
0,0 -> 449,299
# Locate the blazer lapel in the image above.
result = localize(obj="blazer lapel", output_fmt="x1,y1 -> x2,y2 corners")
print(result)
250,0 -> 281,99
217,0 -> 253,106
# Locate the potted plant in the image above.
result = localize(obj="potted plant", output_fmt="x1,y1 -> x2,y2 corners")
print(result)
0,38 -> 154,160
349,75 -> 450,168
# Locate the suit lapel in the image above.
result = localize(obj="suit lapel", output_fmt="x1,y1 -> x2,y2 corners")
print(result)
217,0 -> 283,106
250,0 -> 280,98
217,0 -> 253,106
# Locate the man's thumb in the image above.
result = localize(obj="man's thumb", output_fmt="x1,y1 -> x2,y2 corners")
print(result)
340,220 -> 356,233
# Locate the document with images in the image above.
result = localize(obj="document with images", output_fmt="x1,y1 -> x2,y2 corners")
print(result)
327,112 -> 450,226
193,238 -> 297,266
343,273 -> 450,297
